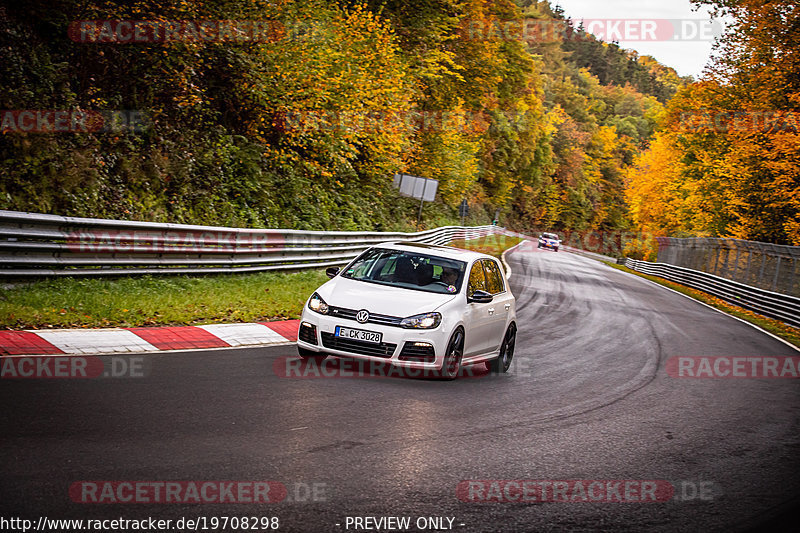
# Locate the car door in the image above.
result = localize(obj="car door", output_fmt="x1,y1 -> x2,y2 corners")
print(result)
482,259 -> 512,353
464,260 -> 495,356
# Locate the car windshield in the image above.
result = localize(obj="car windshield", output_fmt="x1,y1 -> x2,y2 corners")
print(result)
341,248 -> 467,295
542,233 -> 559,240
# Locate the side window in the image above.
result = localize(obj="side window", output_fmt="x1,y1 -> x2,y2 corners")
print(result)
483,260 -> 505,294
467,261 -> 487,297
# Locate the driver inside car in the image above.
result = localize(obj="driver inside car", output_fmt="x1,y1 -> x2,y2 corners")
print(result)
441,267 -> 458,286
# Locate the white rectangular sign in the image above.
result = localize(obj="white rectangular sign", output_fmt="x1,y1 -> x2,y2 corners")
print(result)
393,174 -> 438,202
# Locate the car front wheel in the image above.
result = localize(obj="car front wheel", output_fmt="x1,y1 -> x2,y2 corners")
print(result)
489,323 -> 516,374
439,328 -> 464,380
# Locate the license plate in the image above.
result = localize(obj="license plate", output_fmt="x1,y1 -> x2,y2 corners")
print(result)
335,326 -> 382,344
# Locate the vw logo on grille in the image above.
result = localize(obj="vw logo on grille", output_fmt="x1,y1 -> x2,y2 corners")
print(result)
356,310 -> 370,324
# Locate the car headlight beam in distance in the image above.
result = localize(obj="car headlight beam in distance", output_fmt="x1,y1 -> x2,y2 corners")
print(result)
400,312 -> 442,329
308,292 -> 329,315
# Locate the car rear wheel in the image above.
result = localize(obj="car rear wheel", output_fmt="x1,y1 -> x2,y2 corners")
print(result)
489,323 -> 516,374
298,346 -> 327,361
439,328 -> 464,380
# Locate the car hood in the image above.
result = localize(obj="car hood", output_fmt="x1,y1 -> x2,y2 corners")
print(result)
317,277 -> 457,317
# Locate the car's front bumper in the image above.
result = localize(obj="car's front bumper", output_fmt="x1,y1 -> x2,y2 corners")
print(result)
297,308 -> 452,371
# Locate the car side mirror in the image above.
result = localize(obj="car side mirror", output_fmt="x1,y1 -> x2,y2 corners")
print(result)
326,267 -> 340,279
469,290 -> 493,303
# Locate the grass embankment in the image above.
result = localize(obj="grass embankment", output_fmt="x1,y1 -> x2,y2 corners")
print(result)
448,234 -> 523,260
0,270 -> 329,329
0,235 -> 523,330
606,263 -> 800,349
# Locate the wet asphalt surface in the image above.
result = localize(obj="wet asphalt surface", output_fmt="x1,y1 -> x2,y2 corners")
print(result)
1,244 -> 798,532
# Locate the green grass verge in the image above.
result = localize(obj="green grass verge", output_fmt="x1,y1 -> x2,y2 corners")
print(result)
448,234 -> 523,259
605,262 -> 800,349
0,235 -> 525,330
0,270 -> 329,329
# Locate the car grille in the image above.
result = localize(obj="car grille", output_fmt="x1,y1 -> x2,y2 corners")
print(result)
298,322 -> 318,345
398,342 -> 436,363
321,332 -> 397,358
328,306 -> 403,327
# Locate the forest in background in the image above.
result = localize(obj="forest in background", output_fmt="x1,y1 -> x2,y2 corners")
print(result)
0,0 -> 685,233
1,0 -> 795,249
626,0 -> 800,247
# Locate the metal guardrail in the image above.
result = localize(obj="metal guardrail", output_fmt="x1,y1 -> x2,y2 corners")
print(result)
657,236 -> 800,298
0,210 -> 507,277
625,258 -> 800,328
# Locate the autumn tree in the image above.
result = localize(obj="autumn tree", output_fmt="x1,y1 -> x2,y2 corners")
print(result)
626,0 -> 800,245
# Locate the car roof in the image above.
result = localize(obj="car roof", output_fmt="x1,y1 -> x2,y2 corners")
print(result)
371,241 -> 497,262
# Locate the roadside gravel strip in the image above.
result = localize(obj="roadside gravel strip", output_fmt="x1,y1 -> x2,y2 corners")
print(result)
0,320 -> 299,356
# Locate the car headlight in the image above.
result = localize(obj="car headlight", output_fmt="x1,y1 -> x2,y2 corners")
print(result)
400,312 -> 442,329
308,292 -> 329,315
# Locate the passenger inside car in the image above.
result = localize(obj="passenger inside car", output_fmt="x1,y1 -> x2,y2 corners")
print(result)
391,255 -> 417,283
416,262 -> 434,285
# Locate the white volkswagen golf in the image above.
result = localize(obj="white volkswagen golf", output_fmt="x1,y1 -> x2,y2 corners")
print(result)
297,242 -> 517,379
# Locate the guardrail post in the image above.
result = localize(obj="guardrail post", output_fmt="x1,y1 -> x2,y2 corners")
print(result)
758,253 -> 767,290
772,256 -> 782,292
709,244 -> 717,275
698,242 -> 708,272
722,244 -> 731,278
744,249 -> 752,285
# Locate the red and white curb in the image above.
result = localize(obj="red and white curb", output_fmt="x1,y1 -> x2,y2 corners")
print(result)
0,320 -> 299,356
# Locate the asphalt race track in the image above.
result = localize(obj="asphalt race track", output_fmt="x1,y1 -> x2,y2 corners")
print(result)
2,244 -> 799,532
